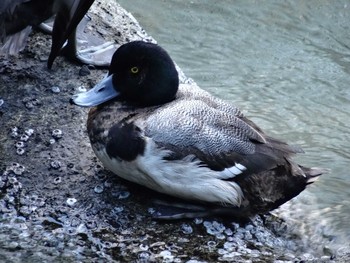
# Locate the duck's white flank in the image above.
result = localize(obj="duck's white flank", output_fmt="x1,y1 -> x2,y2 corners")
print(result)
93,138 -> 244,206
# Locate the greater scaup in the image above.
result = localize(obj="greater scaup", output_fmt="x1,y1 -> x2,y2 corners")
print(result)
72,41 -> 326,219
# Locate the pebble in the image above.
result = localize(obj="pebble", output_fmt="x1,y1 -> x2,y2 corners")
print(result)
203,220 -> 225,237
50,160 -> 61,170
77,86 -> 87,93
11,127 -> 19,138
159,250 -> 174,262
66,198 -> 77,207
15,141 -> 25,148
224,228 -> 233,236
193,218 -> 203,224
85,220 -> 97,230
79,65 -> 91,76
117,191 -> 130,199
138,251 -> 150,261
103,180 -> 112,188
53,177 -> 62,185
24,129 -> 34,136
23,98 -> 40,109
94,185 -> 104,194
112,206 -> 124,213
16,148 -> 25,155
207,241 -> 216,248
12,163 -> 25,175
51,86 -> 60,93
181,223 -> 193,235
139,243 -> 149,251
20,134 -> 29,141
52,129 -> 63,139
148,207 -> 156,215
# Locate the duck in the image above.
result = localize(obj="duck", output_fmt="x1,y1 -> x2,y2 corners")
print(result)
72,41 -> 326,219
0,0 -> 114,68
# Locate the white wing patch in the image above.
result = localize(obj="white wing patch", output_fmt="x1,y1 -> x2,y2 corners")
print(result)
219,163 -> 247,179
93,138 -> 244,207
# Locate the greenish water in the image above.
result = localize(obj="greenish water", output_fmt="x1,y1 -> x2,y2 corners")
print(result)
118,0 -> 350,245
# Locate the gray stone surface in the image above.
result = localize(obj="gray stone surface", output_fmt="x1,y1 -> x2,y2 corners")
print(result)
0,1 -> 348,262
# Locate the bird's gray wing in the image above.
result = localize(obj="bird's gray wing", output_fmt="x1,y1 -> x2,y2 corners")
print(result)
144,86 -> 300,177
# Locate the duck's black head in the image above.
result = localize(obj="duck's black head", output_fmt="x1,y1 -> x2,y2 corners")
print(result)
110,41 -> 179,106
71,41 -> 179,107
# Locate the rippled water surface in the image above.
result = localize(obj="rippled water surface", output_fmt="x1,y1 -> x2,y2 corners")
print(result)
119,0 -> 350,244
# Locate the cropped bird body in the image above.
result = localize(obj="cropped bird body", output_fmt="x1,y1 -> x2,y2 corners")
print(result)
0,0 -> 56,56
0,0 -> 113,68
72,41 -> 325,219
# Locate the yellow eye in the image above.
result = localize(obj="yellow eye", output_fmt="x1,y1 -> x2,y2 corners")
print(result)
130,66 -> 139,74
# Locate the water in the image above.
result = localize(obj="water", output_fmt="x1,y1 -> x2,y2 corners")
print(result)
118,0 -> 350,244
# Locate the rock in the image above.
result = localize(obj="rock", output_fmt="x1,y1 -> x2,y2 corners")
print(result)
0,0 -> 348,262
79,65 -> 91,76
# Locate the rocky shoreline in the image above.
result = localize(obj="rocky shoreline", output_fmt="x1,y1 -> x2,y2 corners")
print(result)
0,1 -> 348,262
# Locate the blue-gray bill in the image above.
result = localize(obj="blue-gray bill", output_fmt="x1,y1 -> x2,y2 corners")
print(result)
71,74 -> 118,107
